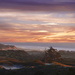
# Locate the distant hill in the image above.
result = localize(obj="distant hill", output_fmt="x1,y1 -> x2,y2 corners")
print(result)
0,43 -> 18,50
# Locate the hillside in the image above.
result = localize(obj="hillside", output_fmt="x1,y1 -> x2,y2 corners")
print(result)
0,50 -> 30,62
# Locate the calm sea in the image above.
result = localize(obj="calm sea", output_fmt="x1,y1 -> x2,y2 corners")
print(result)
1,42 -> 75,51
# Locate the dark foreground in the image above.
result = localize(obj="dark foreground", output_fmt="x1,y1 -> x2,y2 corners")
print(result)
0,65 -> 75,75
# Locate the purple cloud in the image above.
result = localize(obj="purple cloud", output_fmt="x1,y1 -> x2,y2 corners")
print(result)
0,0 -> 75,12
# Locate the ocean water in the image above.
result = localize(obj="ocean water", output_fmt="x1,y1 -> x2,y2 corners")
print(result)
1,42 -> 75,51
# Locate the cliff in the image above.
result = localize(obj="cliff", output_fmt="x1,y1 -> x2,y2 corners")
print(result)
0,43 -> 18,50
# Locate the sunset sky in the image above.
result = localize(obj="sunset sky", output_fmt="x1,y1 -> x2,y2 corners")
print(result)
0,0 -> 75,43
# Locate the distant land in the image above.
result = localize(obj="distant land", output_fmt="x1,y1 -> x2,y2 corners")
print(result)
0,43 -> 18,50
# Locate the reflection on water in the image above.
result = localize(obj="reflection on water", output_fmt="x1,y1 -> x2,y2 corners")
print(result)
1,65 -> 24,70
0,63 -> 74,70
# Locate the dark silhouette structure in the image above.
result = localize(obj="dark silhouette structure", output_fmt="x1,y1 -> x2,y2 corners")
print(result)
44,47 -> 62,63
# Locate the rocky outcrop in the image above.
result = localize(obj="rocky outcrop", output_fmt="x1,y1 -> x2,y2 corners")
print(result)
0,43 -> 18,50
44,47 -> 62,63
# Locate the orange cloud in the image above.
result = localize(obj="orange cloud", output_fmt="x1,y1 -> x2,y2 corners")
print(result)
0,9 -> 75,43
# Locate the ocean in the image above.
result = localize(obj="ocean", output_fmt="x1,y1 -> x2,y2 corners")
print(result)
1,42 -> 75,51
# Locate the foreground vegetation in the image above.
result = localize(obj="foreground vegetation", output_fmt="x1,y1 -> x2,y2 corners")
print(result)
0,48 -> 75,75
